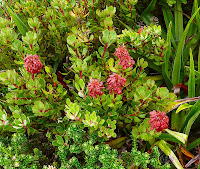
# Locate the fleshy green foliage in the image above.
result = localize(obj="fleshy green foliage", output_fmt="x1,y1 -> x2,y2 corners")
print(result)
0,133 -> 42,169
0,68 -> 67,134
119,25 -> 165,65
132,118 -> 161,141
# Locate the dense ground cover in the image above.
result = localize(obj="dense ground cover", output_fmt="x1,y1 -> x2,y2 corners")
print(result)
0,0 -> 200,168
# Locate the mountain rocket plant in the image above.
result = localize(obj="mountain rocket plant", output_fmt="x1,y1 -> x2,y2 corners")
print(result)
114,45 -> 135,70
149,110 -> 169,132
107,73 -> 127,95
23,54 -> 43,80
87,79 -> 104,98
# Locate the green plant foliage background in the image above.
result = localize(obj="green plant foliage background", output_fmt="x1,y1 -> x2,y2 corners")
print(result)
0,0 -> 200,168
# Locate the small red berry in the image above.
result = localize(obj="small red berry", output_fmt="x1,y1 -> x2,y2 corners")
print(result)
24,54 -> 43,79
87,79 -> 104,98
114,45 -> 135,70
107,73 -> 126,95
149,110 -> 169,132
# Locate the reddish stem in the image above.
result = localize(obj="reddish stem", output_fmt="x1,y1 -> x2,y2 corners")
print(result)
13,84 -> 18,88
74,44 -> 79,58
34,27 -> 37,33
79,70 -> 82,79
102,43 -> 108,58
1,7 -> 11,20
92,0 -> 95,10
45,109 -> 51,112
30,44 -> 33,51
30,124 -> 47,133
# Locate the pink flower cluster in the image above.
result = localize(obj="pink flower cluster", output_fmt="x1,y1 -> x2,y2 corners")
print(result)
107,73 -> 127,95
87,74 -> 127,98
24,54 -> 43,76
138,27 -> 144,35
88,45 -> 133,98
87,79 -> 104,98
149,110 -> 169,132
114,45 -> 135,70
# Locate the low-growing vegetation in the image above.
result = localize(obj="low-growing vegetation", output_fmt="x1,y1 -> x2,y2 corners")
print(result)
0,0 -> 200,168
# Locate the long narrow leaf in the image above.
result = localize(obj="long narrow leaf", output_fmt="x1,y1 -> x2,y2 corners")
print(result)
180,100 -> 200,133
157,140 -> 184,169
165,129 -> 187,144
140,0 -> 157,24
194,0 -> 200,31
175,1 -> 183,41
162,6 -> 175,37
183,32 -> 200,64
141,0 -> 157,14
185,110 -> 200,136
187,137 -> 200,150
196,46 -> 200,96
172,7 -> 200,85
188,48 -> 195,99
6,6 -> 29,36
186,22 -> 198,39
185,66 -> 200,78
162,5 -> 176,49
187,1 -> 199,38
198,46 -> 200,72
162,21 -> 173,90
157,133 -> 182,144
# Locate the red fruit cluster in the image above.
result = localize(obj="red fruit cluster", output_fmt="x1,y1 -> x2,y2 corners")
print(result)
149,110 -> 169,132
107,73 -> 127,95
87,79 -> 104,98
24,54 -> 43,75
114,45 -> 135,70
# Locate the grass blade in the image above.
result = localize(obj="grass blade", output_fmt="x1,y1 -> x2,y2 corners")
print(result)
157,133 -> 182,144
196,46 -> 200,96
194,0 -> 200,31
162,5 -> 177,49
180,100 -> 200,133
172,7 -> 200,85
187,138 -> 200,150
141,0 -> 157,14
185,110 -> 200,136
198,46 -> 200,72
174,1 -> 183,41
183,32 -> 200,64
157,140 -> 184,169
188,48 -> 195,99
162,21 -> 173,90
6,6 -> 29,36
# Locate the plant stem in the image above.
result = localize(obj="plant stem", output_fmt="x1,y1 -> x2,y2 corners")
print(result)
102,43 -> 108,58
